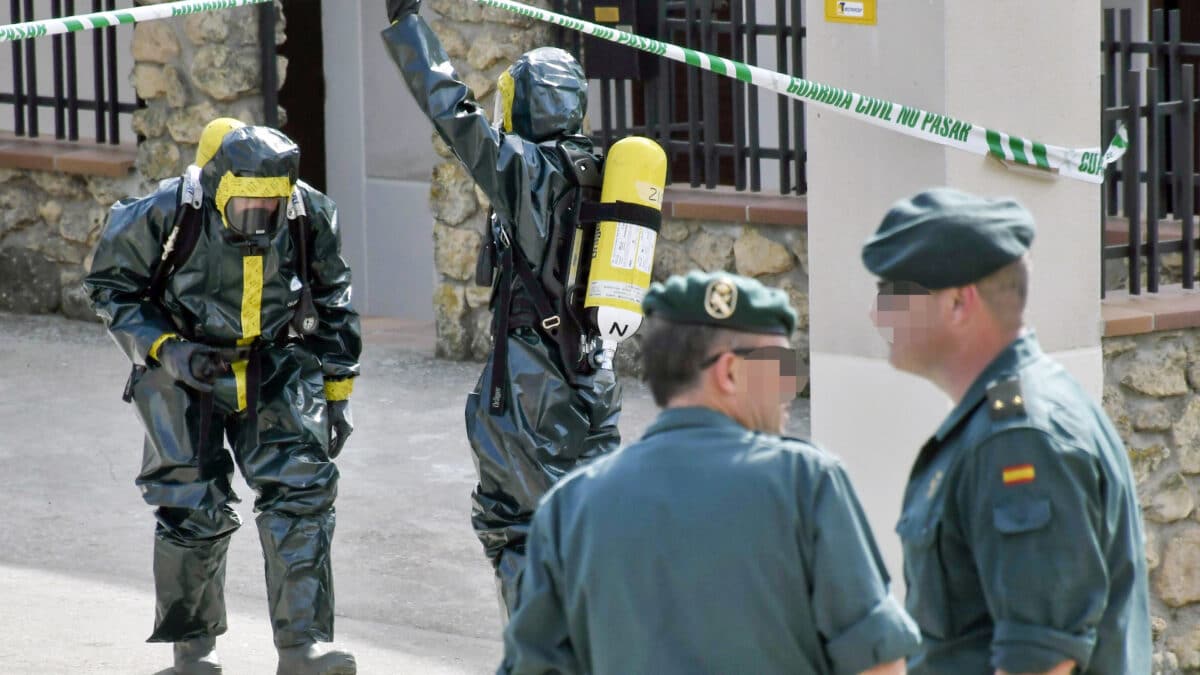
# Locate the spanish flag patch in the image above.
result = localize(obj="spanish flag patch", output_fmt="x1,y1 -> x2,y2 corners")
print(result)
1002,464 -> 1036,486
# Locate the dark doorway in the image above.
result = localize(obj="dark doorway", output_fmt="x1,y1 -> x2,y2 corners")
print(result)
278,0 -> 327,193
1149,0 -> 1200,39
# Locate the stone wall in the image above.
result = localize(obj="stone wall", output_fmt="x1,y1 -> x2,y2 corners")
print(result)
1103,328 -> 1200,673
0,168 -> 138,320
130,0 -> 284,181
610,219 -> 809,377
0,0 -> 282,321
432,197 -> 810,377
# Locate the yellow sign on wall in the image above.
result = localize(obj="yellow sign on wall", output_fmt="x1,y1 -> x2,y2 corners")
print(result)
825,0 -> 876,25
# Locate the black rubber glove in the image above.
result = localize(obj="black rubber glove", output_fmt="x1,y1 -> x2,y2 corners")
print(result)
328,399 -> 353,458
156,339 -> 226,393
387,0 -> 421,22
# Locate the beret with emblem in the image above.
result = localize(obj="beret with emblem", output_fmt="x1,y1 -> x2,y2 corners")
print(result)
862,187 -> 1036,290
642,270 -> 797,336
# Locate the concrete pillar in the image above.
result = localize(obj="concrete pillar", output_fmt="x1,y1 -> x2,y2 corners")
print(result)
322,2 -> 371,312
806,1 -> 1101,586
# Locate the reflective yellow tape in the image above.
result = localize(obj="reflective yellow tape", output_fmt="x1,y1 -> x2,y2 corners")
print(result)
232,359 -> 248,411
324,378 -> 355,401
214,173 -> 292,229
240,255 -> 263,341
148,332 -> 179,362
497,71 -> 515,133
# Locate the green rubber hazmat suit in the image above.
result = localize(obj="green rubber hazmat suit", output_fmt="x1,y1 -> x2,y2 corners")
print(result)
382,1 -> 622,616
84,122 -> 362,662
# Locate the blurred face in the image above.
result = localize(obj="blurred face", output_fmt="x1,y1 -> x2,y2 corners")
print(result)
870,279 -> 948,376
702,334 -> 800,435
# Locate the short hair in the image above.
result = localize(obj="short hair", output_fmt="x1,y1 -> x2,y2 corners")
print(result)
639,316 -> 740,407
976,256 -> 1029,330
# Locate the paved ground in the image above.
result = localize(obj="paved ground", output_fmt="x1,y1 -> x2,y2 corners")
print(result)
0,312 -> 810,674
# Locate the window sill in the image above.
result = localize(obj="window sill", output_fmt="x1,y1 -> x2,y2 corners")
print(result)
663,186 -> 807,228
1102,285 -> 1200,336
0,131 -> 135,177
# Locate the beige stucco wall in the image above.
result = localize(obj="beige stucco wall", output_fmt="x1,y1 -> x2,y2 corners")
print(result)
805,0 -> 1103,602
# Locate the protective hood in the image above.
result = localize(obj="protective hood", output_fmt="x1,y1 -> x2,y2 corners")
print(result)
500,47 -> 587,142
198,125 -> 299,237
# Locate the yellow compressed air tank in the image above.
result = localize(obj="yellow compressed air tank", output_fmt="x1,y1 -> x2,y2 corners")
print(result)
584,136 -> 668,369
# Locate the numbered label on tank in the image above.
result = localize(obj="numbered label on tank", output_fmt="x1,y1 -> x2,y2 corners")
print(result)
610,223 -> 658,272
635,230 -> 656,273
636,181 -> 663,204
588,280 -> 647,304
610,223 -> 639,270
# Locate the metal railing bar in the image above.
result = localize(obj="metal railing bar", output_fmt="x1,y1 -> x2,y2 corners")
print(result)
65,0 -> 78,140
774,0 -> 790,194
23,0 -> 38,137
105,0 -> 119,143
746,0 -> 761,191
91,0 -> 105,143
51,0 -> 65,139
10,0 -> 25,136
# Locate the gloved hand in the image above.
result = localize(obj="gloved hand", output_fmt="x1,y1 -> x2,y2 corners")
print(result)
388,0 -> 422,22
328,399 -> 353,458
387,0 -> 421,23
156,339 -> 227,393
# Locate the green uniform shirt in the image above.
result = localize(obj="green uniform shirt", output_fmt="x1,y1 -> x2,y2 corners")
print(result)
898,332 -> 1150,674
500,407 -> 919,675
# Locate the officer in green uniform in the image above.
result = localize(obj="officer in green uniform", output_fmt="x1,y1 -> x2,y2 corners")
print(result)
85,119 -> 361,675
862,188 -> 1150,674
499,271 -> 920,675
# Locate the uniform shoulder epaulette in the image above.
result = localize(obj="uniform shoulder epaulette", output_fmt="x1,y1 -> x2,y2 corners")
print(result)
986,376 -> 1026,420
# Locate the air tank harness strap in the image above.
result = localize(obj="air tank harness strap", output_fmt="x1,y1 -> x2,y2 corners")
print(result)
487,229 -> 562,417
577,201 -> 663,231
196,339 -> 277,478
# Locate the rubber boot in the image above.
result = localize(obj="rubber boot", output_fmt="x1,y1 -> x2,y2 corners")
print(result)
173,636 -> 222,674
275,641 -> 356,675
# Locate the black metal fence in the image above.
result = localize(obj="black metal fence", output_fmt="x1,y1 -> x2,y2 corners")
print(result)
550,0 -> 806,195
1,0 -> 141,144
1102,7 -> 1200,296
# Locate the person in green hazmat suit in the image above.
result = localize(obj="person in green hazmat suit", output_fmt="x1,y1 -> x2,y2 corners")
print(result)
382,0 -> 622,617
84,119 -> 361,675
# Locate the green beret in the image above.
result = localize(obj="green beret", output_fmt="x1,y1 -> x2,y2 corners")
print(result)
642,271 -> 796,336
862,188 -> 1036,289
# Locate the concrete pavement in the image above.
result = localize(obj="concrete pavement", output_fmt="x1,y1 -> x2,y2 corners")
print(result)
0,311 -> 811,674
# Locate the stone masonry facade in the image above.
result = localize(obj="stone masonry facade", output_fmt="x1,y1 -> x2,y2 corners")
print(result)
1104,328 -> 1200,673
0,0 -> 281,321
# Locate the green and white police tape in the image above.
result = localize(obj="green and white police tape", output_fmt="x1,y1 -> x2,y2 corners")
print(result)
473,0 -> 1127,185
0,0 -> 271,44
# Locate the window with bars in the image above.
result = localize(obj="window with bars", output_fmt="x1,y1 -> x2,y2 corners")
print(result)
551,0 -> 806,195
1,0 -> 140,145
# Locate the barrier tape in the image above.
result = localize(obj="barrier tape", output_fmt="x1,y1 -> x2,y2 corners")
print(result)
0,0 -> 271,43
474,0 -> 1126,185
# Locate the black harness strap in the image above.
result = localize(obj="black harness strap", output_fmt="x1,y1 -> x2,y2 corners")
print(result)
578,201 -> 663,231
245,348 -> 263,448
488,245 -> 515,415
488,235 -> 567,416
196,390 -> 216,480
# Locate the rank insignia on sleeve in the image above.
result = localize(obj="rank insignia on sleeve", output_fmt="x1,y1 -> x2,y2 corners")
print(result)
1002,463 -> 1035,485
986,377 -> 1025,420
